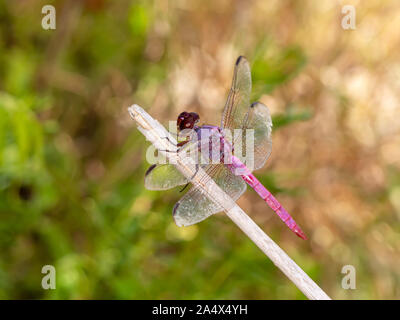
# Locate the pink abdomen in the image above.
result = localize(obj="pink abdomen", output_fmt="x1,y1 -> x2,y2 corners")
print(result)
230,155 -> 307,240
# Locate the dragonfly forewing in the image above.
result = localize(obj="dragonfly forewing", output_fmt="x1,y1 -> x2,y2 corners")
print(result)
144,164 -> 189,190
144,127 -> 227,190
221,56 -> 252,131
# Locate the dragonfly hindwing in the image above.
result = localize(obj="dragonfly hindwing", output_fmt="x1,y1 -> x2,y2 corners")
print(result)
173,164 -> 246,226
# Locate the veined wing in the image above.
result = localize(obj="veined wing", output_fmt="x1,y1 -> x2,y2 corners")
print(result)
234,101 -> 272,171
144,164 -> 188,190
144,129 -> 222,191
173,164 -> 246,226
221,56 -> 252,131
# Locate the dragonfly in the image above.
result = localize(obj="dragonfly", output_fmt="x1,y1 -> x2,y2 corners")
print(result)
144,56 -> 307,240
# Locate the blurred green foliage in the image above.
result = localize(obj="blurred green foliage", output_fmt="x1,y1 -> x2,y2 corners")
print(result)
272,106 -> 312,129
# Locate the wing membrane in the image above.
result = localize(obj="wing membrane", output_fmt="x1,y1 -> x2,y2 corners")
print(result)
234,101 -> 272,171
173,164 -> 246,226
144,164 -> 188,190
221,56 -> 252,131
144,128 -> 223,191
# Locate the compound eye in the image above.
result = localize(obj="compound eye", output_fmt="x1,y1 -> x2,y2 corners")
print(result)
177,112 -> 189,123
190,112 -> 199,123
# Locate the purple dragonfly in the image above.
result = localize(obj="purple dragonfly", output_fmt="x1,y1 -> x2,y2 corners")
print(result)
145,56 -> 307,240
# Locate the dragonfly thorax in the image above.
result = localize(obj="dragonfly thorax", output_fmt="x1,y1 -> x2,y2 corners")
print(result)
192,125 -> 233,165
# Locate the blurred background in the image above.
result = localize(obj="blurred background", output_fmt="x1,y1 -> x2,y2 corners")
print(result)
0,0 -> 399,299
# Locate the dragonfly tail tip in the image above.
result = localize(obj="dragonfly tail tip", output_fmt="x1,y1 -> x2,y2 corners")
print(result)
296,229 -> 307,240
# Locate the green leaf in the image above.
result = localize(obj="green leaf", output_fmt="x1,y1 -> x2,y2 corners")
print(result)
272,107 -> 313,129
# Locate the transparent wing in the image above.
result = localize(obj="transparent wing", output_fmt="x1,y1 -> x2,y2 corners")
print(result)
144,164 -> 189,190
234,102 -> 273,171
221,56 -> 252,131
144,128 -> 222,191
173,164 -> 246,226
179,127 -> 225,166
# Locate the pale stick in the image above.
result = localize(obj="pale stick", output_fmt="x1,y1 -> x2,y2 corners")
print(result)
128,104 -> 331,300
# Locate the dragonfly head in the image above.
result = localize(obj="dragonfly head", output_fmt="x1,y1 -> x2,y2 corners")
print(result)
177,111 -> 199,131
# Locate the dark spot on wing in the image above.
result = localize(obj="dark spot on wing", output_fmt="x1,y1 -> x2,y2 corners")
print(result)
145,164 -> 157,177
250,102 -> 258,108
172,201 -> 180,217
236,56 -> 244,66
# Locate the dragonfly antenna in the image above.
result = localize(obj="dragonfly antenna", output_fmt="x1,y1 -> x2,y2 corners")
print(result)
128,104 -> 331,300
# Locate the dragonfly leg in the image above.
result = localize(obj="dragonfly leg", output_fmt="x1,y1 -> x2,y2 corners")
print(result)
177,141 -> 189,148
158,149 -> 179,153
158,140 -> 189,153
190,163 -> 199,180
161,136 -> 178,147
